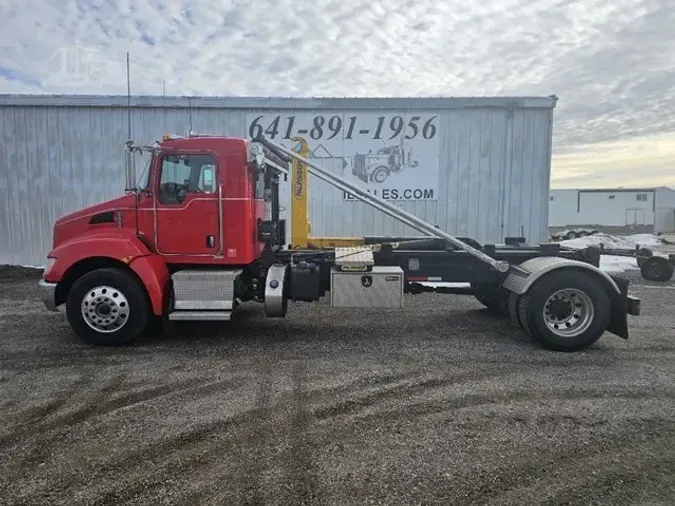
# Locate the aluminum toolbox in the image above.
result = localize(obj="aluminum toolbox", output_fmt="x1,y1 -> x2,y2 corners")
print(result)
330,266 -> 404,308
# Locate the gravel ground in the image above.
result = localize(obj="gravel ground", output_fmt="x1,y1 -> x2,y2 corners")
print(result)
0,267 -> 674,506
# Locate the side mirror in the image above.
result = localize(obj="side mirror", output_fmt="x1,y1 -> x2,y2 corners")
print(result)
255,152 -> 265,170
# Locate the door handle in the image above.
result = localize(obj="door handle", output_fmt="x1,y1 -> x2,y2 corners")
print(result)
206,235 -> 215,248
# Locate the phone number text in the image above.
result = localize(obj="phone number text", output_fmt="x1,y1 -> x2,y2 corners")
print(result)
248,114 -> 438,141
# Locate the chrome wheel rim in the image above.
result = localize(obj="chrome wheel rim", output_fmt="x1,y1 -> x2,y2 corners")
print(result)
80,285 -> 130,333
542,288 -> 594,338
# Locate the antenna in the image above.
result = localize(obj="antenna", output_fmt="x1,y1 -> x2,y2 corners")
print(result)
126,51 -> 141,237
124,52 -> 132,192
124,52 -> 137,190
161,80 -> 167,130
188,96 -> 193,134
126,52 -> 131,141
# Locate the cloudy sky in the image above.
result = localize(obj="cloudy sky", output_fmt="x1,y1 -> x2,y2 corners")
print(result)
0,0 -> 673,189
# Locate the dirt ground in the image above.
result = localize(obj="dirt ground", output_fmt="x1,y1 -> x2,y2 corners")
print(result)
1,267 -> 674,506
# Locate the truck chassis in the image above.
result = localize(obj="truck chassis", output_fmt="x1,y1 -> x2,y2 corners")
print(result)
38,133 -> 641,352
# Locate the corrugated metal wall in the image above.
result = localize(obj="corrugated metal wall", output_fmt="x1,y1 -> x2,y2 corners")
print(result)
0,95 -> 555,266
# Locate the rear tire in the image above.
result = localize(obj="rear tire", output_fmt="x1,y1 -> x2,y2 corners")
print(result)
640,256 -> 674,282
636,248 -> 653,268
472,284 -> 510,316
509,292 -> 532,337
66,267 -> 151,346
517,270 -> 611,352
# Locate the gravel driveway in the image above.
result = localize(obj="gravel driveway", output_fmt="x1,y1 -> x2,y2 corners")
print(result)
1,268 -> 674,505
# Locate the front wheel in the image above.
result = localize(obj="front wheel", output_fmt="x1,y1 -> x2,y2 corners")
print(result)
370,166 -> 390,184
517,270 -> 611,352
66,267 -> 151,346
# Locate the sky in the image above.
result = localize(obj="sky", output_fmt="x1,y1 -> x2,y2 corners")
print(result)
0,0 -> 673,189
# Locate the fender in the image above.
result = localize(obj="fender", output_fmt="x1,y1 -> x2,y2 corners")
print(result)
127,254 -> 171,316
45,231 -> 170,316
502,256 -> 621,296
45,230 -> 154,282
502,256 -> 635,339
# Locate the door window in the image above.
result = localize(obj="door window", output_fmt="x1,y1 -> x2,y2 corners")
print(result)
158,153 -> 217,205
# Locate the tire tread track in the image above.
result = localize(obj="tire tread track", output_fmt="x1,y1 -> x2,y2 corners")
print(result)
343,386 -> 675,425
311,369 -> 513,421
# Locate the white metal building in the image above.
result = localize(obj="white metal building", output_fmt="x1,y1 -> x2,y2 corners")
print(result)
549,187 -> 675,233
0,94 -> 558,266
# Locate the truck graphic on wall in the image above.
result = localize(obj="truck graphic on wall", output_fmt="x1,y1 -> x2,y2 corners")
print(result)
351,138 -> 419,184
286,138 -> 420,185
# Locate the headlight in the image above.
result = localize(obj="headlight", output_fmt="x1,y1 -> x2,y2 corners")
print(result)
43,258 -> 56,277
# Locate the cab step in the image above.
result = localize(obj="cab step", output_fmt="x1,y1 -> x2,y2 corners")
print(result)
168,311 -> 232,321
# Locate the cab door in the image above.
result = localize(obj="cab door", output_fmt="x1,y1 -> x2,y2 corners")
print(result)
154,152 -> 220,256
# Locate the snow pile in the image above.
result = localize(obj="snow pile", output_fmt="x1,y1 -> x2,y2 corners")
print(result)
623,233 -> 665,248
557,232 -> 668,273
559,233 -> 663,250
599,256 -> 638,273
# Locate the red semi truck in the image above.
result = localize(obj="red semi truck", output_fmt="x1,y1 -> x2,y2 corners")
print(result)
38,133 -> 641,352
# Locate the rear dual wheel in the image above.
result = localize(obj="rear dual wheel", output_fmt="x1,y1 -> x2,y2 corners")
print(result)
509,270 -> 611,352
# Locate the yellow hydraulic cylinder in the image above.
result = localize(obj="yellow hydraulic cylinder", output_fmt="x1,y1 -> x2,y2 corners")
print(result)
290,137 -> 310,248
289,136 -> 366,250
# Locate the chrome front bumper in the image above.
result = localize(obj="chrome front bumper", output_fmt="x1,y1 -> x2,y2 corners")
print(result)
38,279 -> 58,311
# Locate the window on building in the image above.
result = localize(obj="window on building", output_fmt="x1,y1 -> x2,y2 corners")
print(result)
636,193 -> 648,202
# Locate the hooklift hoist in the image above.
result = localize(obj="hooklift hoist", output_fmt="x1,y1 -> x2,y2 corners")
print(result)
37,132 -> 641,352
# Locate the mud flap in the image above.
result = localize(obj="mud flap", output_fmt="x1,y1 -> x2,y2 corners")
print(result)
607,275 -> 640,339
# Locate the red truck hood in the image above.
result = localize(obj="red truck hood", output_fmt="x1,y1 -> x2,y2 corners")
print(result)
52,195 -> 136,249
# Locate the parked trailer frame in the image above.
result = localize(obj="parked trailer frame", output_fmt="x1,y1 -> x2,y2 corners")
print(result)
592,244 -> 675,282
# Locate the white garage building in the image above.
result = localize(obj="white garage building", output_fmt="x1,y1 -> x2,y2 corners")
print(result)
549,187 -> 675,234
0,94 -> 558,267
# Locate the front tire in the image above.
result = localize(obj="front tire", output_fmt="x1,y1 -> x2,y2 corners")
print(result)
370,166 -> 390,184
66,267 -> 151,346
517,270 -> 611,352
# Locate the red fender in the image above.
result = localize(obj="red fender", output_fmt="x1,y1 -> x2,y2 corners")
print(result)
45,231 -> 170,316
127,254 -> 170,315
46,230 -> 152,280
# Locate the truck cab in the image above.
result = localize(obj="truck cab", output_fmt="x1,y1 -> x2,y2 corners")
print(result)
39,135 -> 287,345
50,135 -> 282,267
